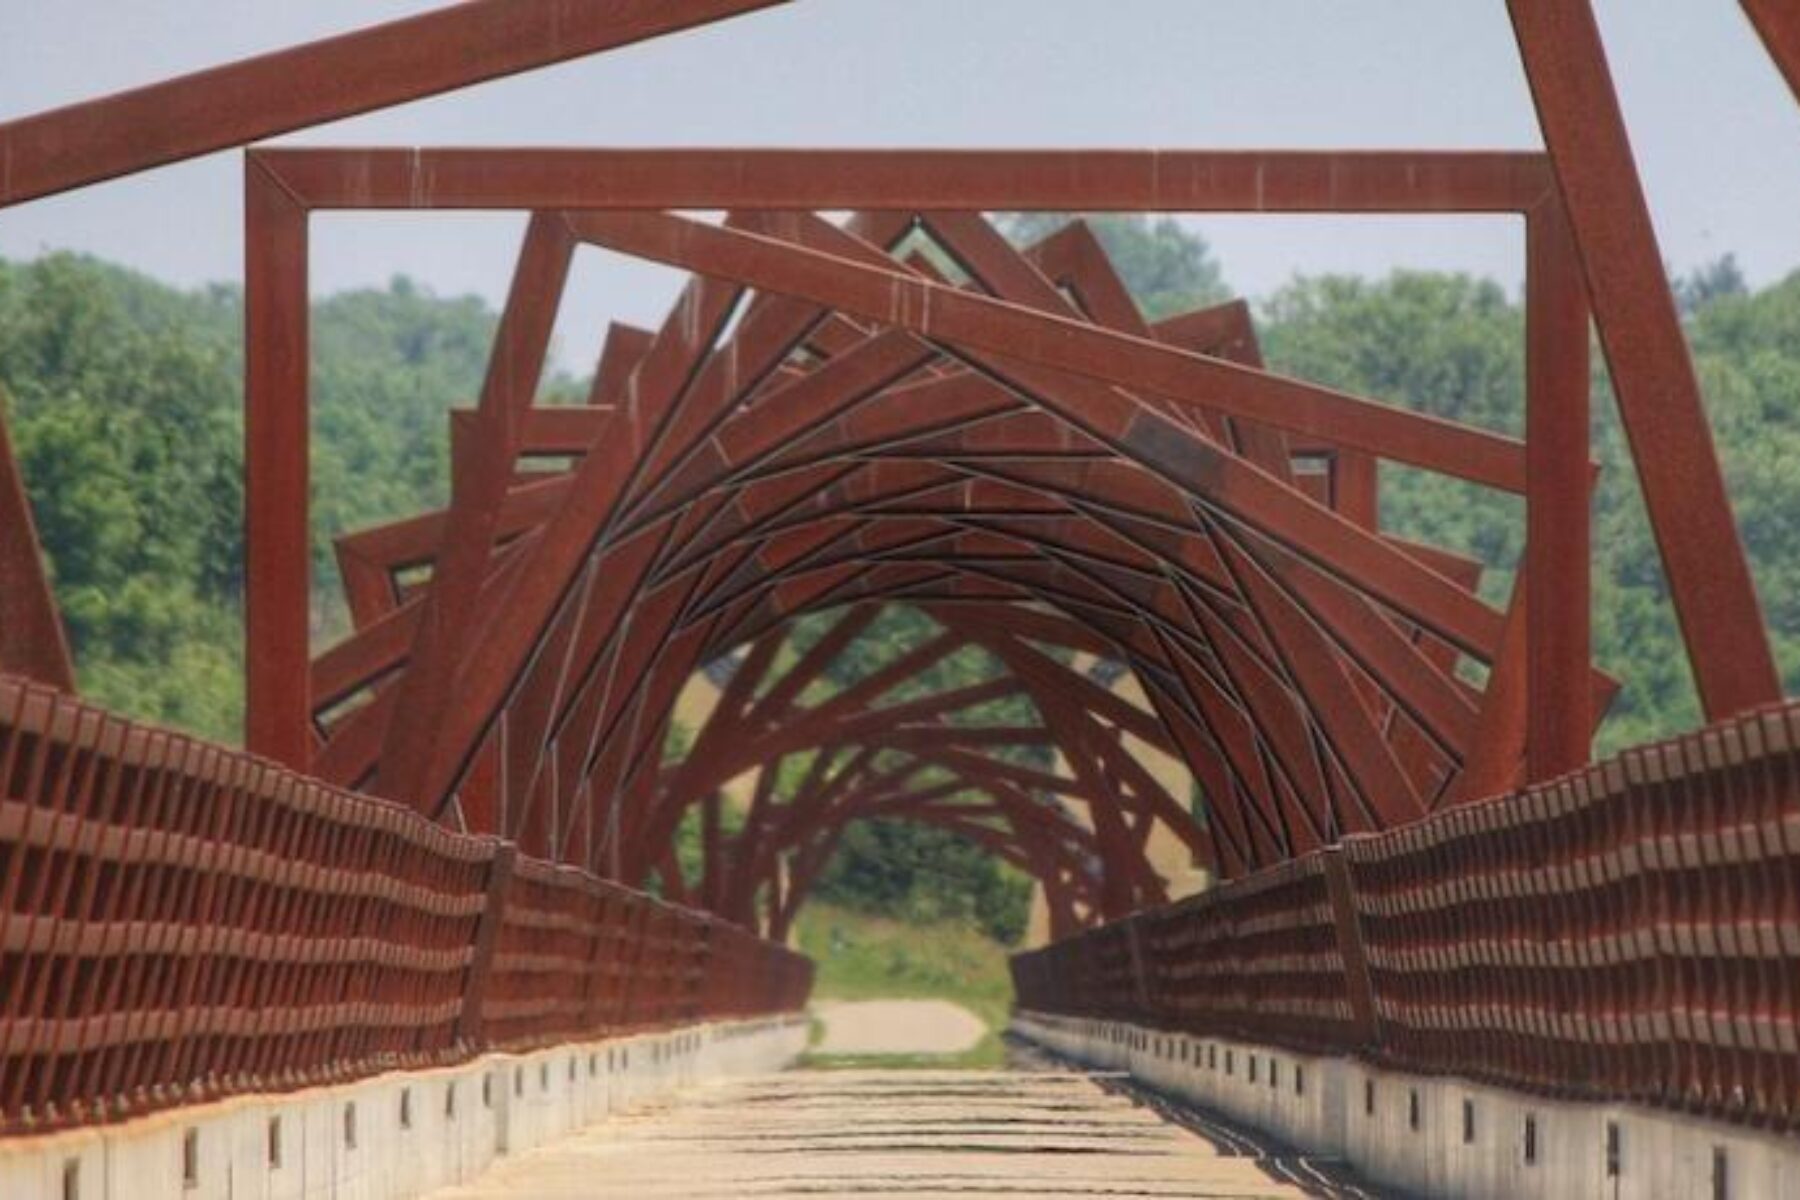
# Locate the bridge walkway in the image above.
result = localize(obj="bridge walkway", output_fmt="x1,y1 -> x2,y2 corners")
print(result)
428,1060 -> 1364,1199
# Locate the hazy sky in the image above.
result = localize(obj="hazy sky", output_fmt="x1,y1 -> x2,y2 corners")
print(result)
2,1 -> 1796,372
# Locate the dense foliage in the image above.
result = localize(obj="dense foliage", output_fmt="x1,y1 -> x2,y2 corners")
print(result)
6,225 -> 1800,931
1254,261 -> 1800,752
0,254 -> 497,739
813,819 -> 1032,945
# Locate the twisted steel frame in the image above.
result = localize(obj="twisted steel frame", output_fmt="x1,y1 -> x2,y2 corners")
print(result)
237,154 -> 1602,904
0,0 -> 1795,1134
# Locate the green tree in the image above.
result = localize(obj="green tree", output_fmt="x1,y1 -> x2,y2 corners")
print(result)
815,818 -> 1031,945
0,255 -> 517,740
1001,213 -> 1229,317
1259,272 -> 1527,612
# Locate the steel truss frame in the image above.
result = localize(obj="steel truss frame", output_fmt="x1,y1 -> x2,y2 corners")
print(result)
232,146 -> 1619,906
0,0 -> 1786,935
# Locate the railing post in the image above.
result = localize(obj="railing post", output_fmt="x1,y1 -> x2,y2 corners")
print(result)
1124,917 -> 1151,1022
457,841 -> 517,1049
1321,846 -> 1379,1049
580,887 -> 613,1037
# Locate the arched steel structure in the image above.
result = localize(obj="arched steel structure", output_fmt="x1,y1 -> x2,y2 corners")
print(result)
0,0 -> 1792,932
2,0 -> 1800,1144
290,199 -> 1606,926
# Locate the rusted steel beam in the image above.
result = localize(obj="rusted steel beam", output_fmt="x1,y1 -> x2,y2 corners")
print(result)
774,764 -> 1112,917
687,464 -> 1404,780
1001,678 -> 1206,883
1744,0 -> 1800,105
1237,534 -> 1479,762
0,0 -> 790,207
497,572 -> 597,846
655,521 -> 1382,867
418,288 -> 745,810
1176,591 -> 1332,851
252,148 -> 1554,213
635,599 -> 1202,904
518,503 -> 1389,867
375,214 -> 576,810
644,674 -> 1018,857
0,406 -> 74,691
659,624 -> 788,823
567,210 -> 1529,491
244,158 -> 312,767
1509,0 -> 1781,719
1153,699 -> 1256,877
930,606 -> 1172,750
744,603 -> 882,723
1213,531 -> 1423,827
1157,630 -> 1294,865
450,406 -> 614,457
1524,201 -> 1593,780
558,212 -> 1504,665
608,212 -> 917,530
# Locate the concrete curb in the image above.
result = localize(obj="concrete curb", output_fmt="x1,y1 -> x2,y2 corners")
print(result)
0,1014 -> 809,1200
1011,1010 -> 1798,1199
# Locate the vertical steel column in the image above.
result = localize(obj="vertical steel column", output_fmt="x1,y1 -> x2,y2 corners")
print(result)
701,790 -> 723,911
1509,0 -> 1780,720
245,158 -> 311,767
1334,452 -> 1379,531
457,842 -> 517,1049
1321,847 -> 1379,1048
1524,201 -> 1592,779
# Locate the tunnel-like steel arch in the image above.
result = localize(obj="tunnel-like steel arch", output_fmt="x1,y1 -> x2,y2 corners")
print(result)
1,0 -> 1799,1146
280,193 -> 1602,928
0,0 -> 1794,939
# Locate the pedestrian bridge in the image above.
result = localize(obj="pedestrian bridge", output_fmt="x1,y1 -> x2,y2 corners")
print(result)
4,3 -> 1800,1198
434,1064 -> 1350,1199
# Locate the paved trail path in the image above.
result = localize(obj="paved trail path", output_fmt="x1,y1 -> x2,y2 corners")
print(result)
431,1067 -> 1335,1198
810,998 -> 986,1055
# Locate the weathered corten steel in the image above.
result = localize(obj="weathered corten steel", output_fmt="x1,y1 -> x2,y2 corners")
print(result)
633,603 -> 1205,932
0,413 -> 74,692
244,147 -> 1557,212
0,0 -> 1796,1141
1744,0 -> 1800,107
238,149 -> 1623,894
0,0 -> 791,207
1014,696 -> 1800,1131
1510,0 -> 1781,720
0,674 -> 809,1134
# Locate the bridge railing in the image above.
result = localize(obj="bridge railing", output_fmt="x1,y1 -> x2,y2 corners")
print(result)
1013,700 -> 1800,1131
0,676 -> 811,1135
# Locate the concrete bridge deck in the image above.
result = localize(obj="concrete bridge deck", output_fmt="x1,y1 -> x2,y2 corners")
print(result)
429,1066 -> 1351,1199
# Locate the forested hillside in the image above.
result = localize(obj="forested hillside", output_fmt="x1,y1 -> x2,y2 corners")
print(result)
0,256 -> 500,738
6,230 -> 1799,931
1258,253 -> 1800,752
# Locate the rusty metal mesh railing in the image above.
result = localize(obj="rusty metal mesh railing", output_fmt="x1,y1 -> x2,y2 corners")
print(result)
1012,700 -> 1800,1130
0,676 -> 811,1135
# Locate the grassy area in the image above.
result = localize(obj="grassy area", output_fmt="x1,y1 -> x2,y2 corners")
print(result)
793,901 -> 1017,1069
